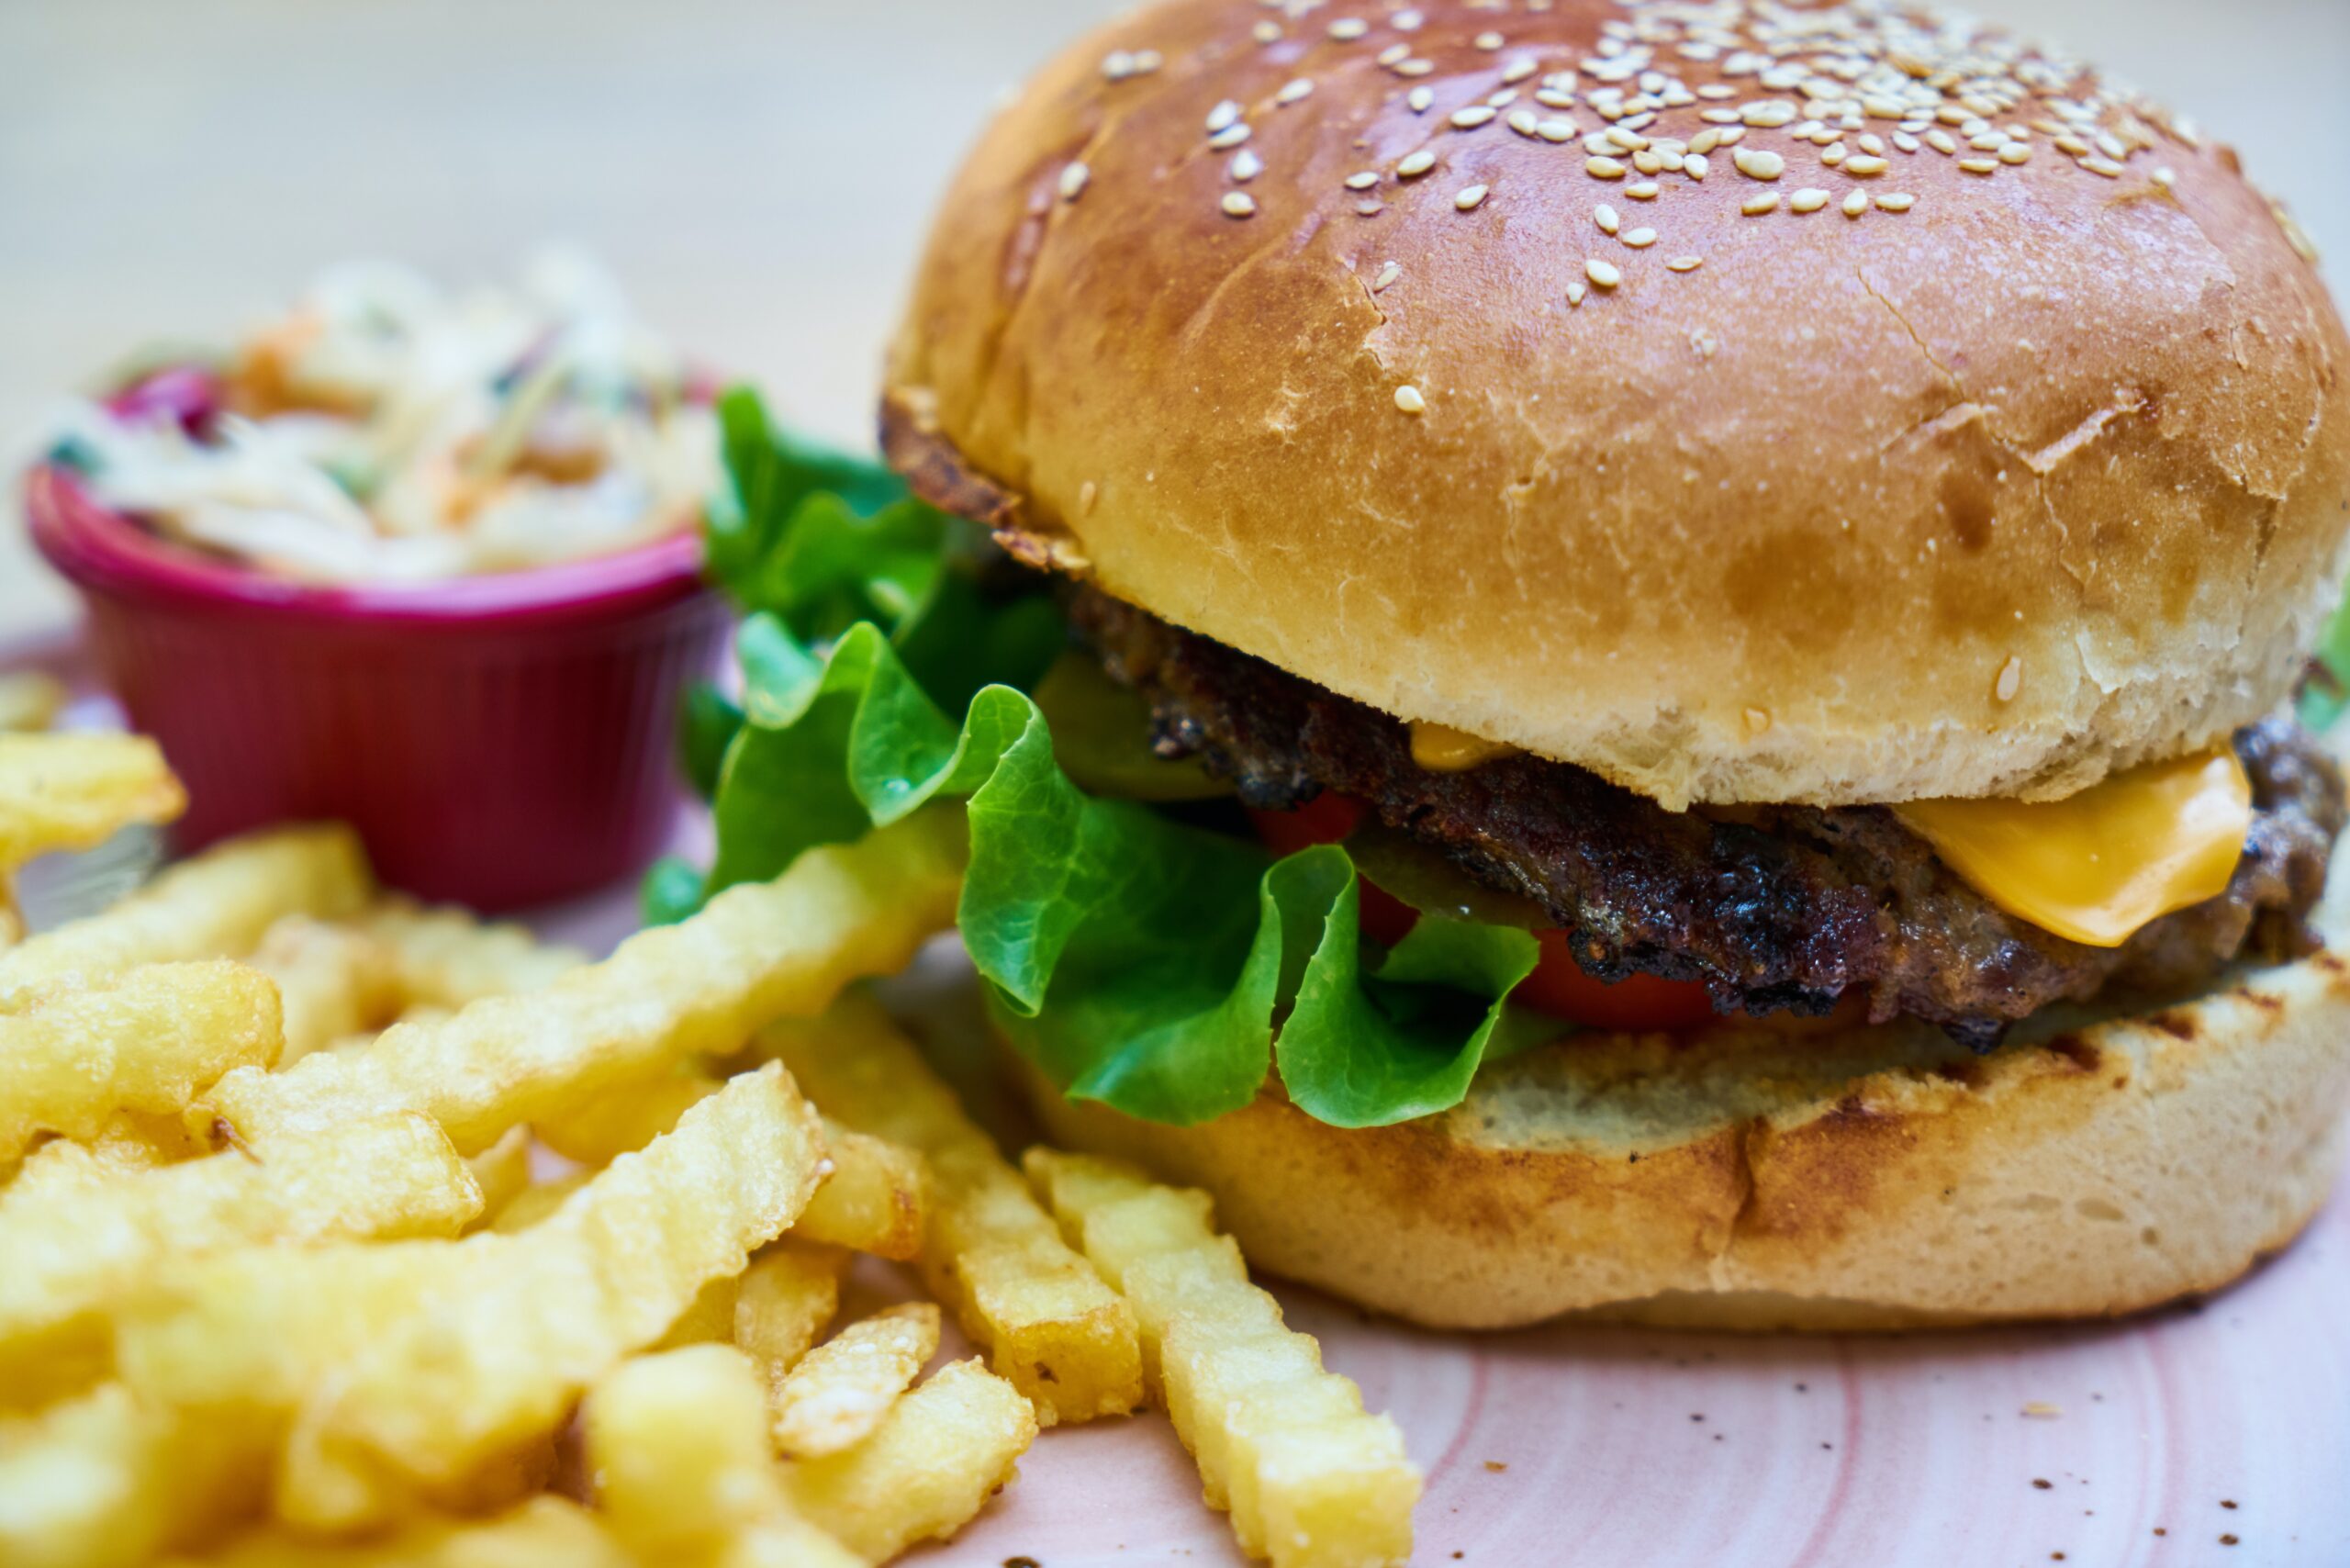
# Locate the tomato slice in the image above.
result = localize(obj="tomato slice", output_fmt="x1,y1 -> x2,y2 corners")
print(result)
1246,794 -> 1719,1032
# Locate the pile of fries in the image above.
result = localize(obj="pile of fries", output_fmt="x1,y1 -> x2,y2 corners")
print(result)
0,726 -> 1421,1566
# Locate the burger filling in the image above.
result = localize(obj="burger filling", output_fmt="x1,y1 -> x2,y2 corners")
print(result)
1069,586 -> 2345,1049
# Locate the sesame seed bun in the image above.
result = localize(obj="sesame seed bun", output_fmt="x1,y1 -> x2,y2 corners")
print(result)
884,0 -> 2350,809
1015,831 -> 2350,1329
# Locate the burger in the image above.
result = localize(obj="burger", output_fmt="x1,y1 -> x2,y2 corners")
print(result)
685,0 -> 2350,1329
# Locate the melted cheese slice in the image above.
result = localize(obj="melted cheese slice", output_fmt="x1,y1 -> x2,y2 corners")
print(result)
1892,748 -> 2253,948
1409,722 -> 1521,774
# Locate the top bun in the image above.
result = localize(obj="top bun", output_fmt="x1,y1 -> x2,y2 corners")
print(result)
884,0 -> 2350,808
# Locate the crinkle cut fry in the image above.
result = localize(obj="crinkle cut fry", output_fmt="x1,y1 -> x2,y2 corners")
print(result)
196,808 -> 966,1155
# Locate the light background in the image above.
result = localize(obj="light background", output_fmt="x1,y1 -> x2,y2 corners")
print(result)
3,0 -> 2345,637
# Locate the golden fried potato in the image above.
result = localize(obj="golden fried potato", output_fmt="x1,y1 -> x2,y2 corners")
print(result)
0,825 -> 370,1010
771,1302 -> 940,1458
244,916 -> 401,1065
484,1173 -> 588,1236
198,809 -> 965,1155
0,733 -> 185,872
0,961 -> 282,1159
533,1068 -> 717,1165
587,1344 -> 859,1568
755,993 -> 1141,1425
733,1242 -> 847,1378
0,1114 -> 479,1365
0,1383 -> 263,1568
655,1275 -> 743,1350
347,900 -> 585,1011
795,1120 -> 927,1260
780,1357 -> 1037,1561
1025,1150 -> 1421,1568
0,673 -> 64,735
459,1127 -> 533,1232
162,1495 -> 629,1567
271,1064 -> 824,1529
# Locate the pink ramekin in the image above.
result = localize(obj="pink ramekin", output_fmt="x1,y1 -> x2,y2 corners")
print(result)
26,463 -> 731,912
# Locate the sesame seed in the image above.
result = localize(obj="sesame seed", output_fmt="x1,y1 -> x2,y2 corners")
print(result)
1893,131 -> 1920,152
1789,187 -> 1829,213
2152,166 -> 2177,188
1252,20 -> 1281,44
1998,142 -> 2031,164
1632,150 -> 1663,174
1586,155 -> 1628,179
1278,77 -> 1315,105
1372,261 -> 1402,291
1585,257 -> 1622,288
1926,129 -> 1958,154
1740,192 -> 1780,215
1230,149 -> 1263,182
1327,17 -> 1369,40
1732,148 -> 1785,180
1844,154 -> 1889,175
1684,152 -> 1709,180
1503,60 -> 1538,84
1376,42 -> 1411,67
1627,181 -> 1659,199
1565,279 -> 1588,307
1451,106 -> 1498,129
1397,149 -> 1437,177
1354,201 -> 1385,217
1206,100 -> 1241,135
1102,51 -> 1136,82
1394,385 -> 1427,413
1537,118 -> 1577,142
1875,192 -> 1916,212
2080,156 -> 2124,177
1821,143 -> 1848,166
1858,134 -> 1885,155
1345,171 -> 1380,190
1209,123 -> 1251,150
1059,162 -> 1091,202
1994,656 -> 2022,703
1133,49 -> 1161,73
1842,190 -> 1869,217
1536,88 -> 1576,110
1958,157 -> 1999,174
1666,255 -> 1702,272
1622,227 -> 1657,247
2053,135 -> 2090,156
1455,184 -> 1490,210
1474,30 -> 1505,50
1715,127 -> 1746,146
1222,191 -> 1259,218
1595,204 -> 1620,234
1741,99 -> 1797,128
1392,8 -> 1423,30
1393,59 -> 1434,77
1407,86 -> 1435,113
1508,109 -> 1539,137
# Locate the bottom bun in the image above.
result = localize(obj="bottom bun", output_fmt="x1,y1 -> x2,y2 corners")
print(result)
1018,879 -> 2350,1331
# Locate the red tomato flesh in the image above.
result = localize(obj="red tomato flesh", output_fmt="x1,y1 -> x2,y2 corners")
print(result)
1247,794 -> 1718,1032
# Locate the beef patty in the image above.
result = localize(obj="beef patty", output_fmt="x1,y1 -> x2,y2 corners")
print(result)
1070,588 -> 2345,1047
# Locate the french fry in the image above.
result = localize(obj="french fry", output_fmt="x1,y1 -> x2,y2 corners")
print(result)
771,1302 -> 941,1458
0,825 -> 370,1011
779,1357 -> 1037,1561
245,916 -> 401,1065
1025,1150 -> 1421,1568
0,1383 -> 263,1568
198,809 -> 966,1155
0,673 -> 64,734
0,733 -> 185,871
486,1173 -> 588,1236
348,899 -> 586,1010
796,1120 -> 928,1260
655,1276 -> 743,1350
461,1126 -> 533,1230
534,1068 -> 718,1165
755,993 -> 1142,1424
0,960 -> 282,1159
0,1114 -> 480,1361
162,1495 -> 631,1568
272,1063 -> 825,1529
733,1242 -> 847,1377
587,1344 -> 860,1568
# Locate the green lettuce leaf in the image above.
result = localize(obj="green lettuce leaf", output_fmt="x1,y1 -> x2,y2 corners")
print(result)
664,386 -> 1553,1128
698,616 -> 1541,1127
2300,590 -> 2350,733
